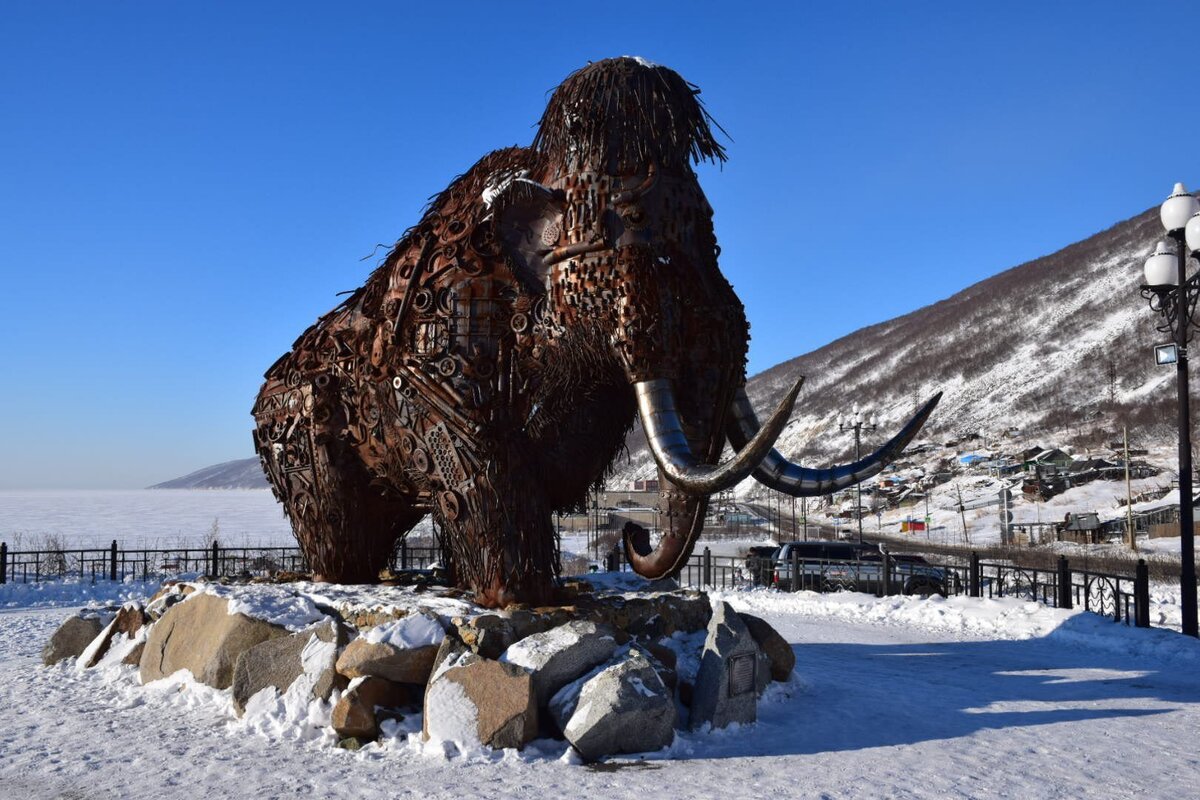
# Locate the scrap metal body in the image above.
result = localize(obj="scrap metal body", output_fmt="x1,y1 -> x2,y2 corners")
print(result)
253,59 -> 748,606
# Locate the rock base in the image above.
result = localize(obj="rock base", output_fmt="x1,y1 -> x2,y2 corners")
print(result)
43,575 -> 794,762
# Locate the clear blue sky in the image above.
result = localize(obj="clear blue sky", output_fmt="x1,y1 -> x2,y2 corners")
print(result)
2,1 -> 1198,489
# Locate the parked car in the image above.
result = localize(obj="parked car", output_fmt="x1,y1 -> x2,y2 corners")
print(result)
772,541 -> 946,596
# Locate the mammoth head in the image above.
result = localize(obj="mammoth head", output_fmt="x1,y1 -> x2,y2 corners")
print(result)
495,57 -> 736,378
531,55 -> 727,175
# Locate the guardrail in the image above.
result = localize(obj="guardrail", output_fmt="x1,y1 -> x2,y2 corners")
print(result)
0,540 -> 442,585
613,547 -> 1159,632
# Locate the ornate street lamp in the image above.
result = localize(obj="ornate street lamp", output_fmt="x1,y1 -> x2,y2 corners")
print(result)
839,405 -> 877,544
1140,182 -> 1200,637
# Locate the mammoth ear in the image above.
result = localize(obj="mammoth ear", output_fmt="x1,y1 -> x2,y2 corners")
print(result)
490,177 -> 564,292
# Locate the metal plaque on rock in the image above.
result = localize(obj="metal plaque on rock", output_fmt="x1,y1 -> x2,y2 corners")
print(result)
728,652 -> 756,697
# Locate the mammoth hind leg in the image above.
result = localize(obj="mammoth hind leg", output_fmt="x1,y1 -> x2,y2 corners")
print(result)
266,428 -> 424,584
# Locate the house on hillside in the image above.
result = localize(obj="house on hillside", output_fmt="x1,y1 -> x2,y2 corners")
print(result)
1017,446 -> 1045,463
1023,466 -> 1067,501
1058,512 -> 1102,545
1031,448 -> 1073,470
1067,457 -> 1122,486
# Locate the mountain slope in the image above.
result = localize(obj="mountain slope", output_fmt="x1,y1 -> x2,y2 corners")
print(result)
609,203 -> 1182,491
149,458 -> 268,490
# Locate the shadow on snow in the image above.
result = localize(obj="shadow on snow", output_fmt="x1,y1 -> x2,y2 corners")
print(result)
665,614 -> 1200,760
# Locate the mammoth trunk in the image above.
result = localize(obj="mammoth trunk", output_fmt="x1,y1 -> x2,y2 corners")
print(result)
610,246 -> 749,579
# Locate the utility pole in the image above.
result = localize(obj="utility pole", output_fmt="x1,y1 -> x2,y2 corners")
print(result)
924,490 -> 932,542
1125,426 -> 1138,552
956,483 -> 970,544
839,405 -> 877,545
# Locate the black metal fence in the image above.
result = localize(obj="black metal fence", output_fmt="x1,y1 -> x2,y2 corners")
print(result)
616,547 -> 1161,632
2,536 -> 1162,634
0,539 -> 442,585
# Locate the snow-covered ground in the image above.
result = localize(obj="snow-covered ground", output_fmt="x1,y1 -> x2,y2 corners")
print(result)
3,579 -> 1199,799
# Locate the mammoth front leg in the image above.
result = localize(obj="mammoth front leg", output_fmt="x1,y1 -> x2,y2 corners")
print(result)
434,441 -> 559,609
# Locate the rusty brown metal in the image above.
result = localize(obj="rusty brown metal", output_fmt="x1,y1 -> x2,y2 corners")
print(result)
252,57 -> 932,607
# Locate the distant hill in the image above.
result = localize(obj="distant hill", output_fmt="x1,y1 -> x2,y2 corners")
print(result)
149,458 -> 268,490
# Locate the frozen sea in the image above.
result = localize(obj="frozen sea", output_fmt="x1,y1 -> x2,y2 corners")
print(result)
0,489 -> 295,550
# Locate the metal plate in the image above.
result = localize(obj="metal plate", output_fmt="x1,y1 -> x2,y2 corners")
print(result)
728,652 -> 756,697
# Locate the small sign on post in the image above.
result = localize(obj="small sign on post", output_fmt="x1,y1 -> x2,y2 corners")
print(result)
1154,343 -> 1179,365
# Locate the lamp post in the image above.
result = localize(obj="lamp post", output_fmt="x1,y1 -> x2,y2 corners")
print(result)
1140,181 -> 1200,637
839,404 -> 877,544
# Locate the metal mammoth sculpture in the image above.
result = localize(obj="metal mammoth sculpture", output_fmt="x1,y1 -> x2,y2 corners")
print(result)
252,57 -> 940,607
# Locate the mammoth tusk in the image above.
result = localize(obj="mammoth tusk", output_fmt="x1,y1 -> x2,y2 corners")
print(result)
726,387 -> 942,497
636,376 -> 803,496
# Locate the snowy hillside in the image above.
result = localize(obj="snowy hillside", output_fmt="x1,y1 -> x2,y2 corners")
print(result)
610,203 -> 1180,493
149,458 -> 268,490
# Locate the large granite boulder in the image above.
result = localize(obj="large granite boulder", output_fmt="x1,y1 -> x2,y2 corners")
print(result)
549,648 -> 675,761
139,593 -> 289,689
423,650 -> 537,750
42,614 -> 106,666
737,612 -> 795,682
331,676 -> 413,740
335,612 -> 444,684
232,619 -> 350,715
689,601 -> 758,730
499,621 -> 618,708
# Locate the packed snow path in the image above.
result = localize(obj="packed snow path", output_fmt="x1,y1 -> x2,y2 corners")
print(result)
1,591 -> 1198,799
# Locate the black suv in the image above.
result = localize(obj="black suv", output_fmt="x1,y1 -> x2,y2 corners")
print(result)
772,541 -> 946,596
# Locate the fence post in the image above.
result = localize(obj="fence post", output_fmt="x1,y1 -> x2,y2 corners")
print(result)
969,551 -> 981,598
0,542 -> 6,584
702,547 -> 712,587
791,547 -> 800,593
1135,559 -> 1150,628
110,540 -> 118,582
400,540 -> 409,571
1057,555 -> 1072,610
605,549 -> 618,572
211,540 -> 220,578
881,551 -> 892,597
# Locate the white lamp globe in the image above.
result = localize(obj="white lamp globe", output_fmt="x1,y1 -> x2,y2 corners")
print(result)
1187,211 -> 1200,255
1144,240 -> 1179,286
1161,183 -> 1200,232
